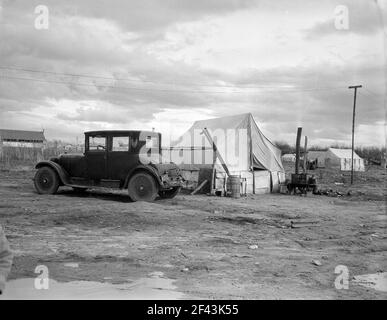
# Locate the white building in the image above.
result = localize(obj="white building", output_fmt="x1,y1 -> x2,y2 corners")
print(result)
308,148 -> 365,172
281,153 -> 296,162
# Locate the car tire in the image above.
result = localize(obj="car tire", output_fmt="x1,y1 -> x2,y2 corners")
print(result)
159,187 -> 181,199
127,172 -> 158,202
34,166 -> 60,194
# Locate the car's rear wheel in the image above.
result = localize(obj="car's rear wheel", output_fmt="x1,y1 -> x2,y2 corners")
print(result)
34,167 -> 60,194
127,172 -> 158,202
159,187 -> 181,199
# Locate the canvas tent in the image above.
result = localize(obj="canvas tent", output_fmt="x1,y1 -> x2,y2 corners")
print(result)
282,153 -> 296,162
165,113 -> 285,194
308,148 -> 365,171
307,150 -> 328,168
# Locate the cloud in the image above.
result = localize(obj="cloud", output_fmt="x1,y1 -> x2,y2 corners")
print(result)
0,0 -> 385,146
304,0 -> 384,39
1,0 -> 258,34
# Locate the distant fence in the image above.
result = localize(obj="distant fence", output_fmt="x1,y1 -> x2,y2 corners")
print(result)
0,146 -> 82,168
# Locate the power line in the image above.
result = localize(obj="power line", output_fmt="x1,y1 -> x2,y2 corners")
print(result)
0,65 -> 328,89
363,87 -> 384,97
358,90 -> 382,102
0,74 -> 348,94
0,65 -> 348,92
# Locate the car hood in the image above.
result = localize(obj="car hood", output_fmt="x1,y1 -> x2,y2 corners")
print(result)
58,153 -> 84,160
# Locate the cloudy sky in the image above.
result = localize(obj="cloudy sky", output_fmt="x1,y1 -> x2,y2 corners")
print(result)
0,0 -> 385,147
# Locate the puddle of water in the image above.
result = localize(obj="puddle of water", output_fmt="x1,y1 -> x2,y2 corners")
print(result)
352,272 -> 387,292
0,273 -> 184,300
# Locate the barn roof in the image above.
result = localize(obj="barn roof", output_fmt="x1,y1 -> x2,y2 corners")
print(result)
0,129 -> 46,141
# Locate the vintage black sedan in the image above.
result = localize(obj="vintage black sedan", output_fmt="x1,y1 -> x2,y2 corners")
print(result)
34,130 -> 183,201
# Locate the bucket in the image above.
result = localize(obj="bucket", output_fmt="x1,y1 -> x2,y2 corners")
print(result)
228,175 -> 241,198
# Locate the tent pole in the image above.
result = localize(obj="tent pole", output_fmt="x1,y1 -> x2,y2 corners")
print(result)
202,128 -> 230,195
211,149 -> 216,195
248,115 -> 255,194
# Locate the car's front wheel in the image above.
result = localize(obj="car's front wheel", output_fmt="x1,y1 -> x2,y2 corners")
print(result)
127,172 -> 158,202
34,166 -> 60,194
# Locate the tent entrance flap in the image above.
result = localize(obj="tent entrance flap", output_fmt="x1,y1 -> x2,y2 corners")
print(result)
252,155 -> 266,170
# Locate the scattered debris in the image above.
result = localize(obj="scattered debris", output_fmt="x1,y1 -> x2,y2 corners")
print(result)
149,271 -> 165,278
232,254 -> 252,258
290,220 -> 320,228
352,272 -> 387,292
312,259 -> 322,266
317,189 -> 346,197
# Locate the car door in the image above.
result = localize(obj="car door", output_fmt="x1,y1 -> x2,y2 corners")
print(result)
107,134 -> 134,181
85,133 -> 108,180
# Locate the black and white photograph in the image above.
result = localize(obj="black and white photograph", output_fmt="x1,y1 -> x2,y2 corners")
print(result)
0,0 -> 386,305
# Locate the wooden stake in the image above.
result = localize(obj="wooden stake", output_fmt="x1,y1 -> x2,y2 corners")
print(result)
191,180 -> 208,195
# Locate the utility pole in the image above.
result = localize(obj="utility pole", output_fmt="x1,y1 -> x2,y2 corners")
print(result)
348,85 -> 362,184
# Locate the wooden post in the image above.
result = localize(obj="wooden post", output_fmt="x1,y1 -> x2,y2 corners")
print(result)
211,147 -> 216,195
348,85 -> 362,184
295,127 -> 302,174
203,128 -> 230,176
191,180 -> 208,195
303,136 -> 308,173
248,115 -> 255,194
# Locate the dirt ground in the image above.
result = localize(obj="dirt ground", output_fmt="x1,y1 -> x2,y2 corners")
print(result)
0,168 -> 386,299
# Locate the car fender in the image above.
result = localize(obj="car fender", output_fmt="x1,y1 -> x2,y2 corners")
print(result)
35,160 -> 71,185
124,165 -> 163,189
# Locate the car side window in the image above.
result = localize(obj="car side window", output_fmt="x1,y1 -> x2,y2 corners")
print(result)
88,135 -> 106,151
112,136 -> 129,152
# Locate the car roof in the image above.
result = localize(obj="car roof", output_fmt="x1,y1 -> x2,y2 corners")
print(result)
84,130 -> 160,136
